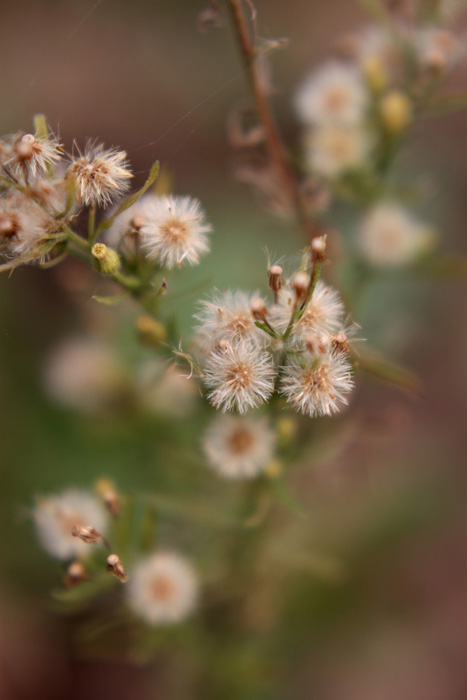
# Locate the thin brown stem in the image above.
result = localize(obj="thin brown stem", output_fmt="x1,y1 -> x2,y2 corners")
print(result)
228,0 -> 315,240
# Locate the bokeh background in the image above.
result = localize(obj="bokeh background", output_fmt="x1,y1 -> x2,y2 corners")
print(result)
1,1 -> 467,698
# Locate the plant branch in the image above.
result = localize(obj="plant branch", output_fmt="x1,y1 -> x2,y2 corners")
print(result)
227,0 -> 316,240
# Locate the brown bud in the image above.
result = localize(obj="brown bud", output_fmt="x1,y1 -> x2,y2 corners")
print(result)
250,297 -> 268,322
331,331 -> 349,354
103,490 -> 121,517
71,525 -> 103,545
64,561 -> 87,588
268,265 -> 283,297
311,235 -> 327,263
106,554 -> 128,583
291,271 -> 309,301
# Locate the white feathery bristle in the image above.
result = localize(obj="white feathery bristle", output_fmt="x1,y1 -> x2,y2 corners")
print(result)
195,290 -> 265,349
203,341 -> 275,414
140,195 -> 212,268
280,350 -> 354,418
68,143 -> 133,207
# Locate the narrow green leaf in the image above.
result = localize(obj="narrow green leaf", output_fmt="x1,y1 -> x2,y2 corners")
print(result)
92,292 -> 130,306
97,160 -> 160,234
33,113 -> 49,140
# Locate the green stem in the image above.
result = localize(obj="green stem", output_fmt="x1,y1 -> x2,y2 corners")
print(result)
282,259 -> 323,341
88,207 -> 97,245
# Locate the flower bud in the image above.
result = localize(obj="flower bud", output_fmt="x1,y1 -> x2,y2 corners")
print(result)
276,417 -> 297,448
311,235 -> 327,263
92,243 -> 120,275
379,91 -> 412,134
250,297 -> 268,322
106,553 -> 128,582
264,459 -> 283,479
64,561 -> 87,588
331,331 -> 349,354
71,525 -> 103,545
136,315 -> 167,346
291,271 -> 309,301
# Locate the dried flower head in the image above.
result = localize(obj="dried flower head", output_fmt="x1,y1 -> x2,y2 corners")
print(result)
195,290 -> 265,348
268,264 -> 283,296
203,414 -> 275,479
6,132 -> 63,179
271,280 -> 344,338
280,350 -> 354,418
305,124 -> 372,178
107,554 -> 128,582
359,203 -> 433,266
71,525 -> 105,545
33,489 -> 107,560
295,62 -> 368,126
140,195 -> 212,268
0,191 -> 62,263
30,177 -> 68,214
127,552 -> 198,625
68,143 -> 133,207
203,341 -> 275,414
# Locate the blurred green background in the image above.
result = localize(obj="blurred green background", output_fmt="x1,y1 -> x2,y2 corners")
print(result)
1,1 -> 467,698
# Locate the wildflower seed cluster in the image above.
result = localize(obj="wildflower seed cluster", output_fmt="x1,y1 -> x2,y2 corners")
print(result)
1,0 -> 462,636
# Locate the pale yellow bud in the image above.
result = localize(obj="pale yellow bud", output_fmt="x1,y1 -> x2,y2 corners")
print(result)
92,243 -> 121,275
263,459 -> 283,479
276,417 -> 297,448
136,315 -> 167,346
379,91 -> 412,134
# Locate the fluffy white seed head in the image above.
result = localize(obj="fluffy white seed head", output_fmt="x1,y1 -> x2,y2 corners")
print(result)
295,62 -> 368,126
359,203 -> 433,266
30,177 -> 68,215
33,489 -> 108,560
140,195 -> 212,268
203,341 -> 275,414
136,360 -> 198,417
0,191 -> 60,261
106,193 -> 160,260
6,132 -> 63,179
280,351 -> 354,418
305,125 -> 372,178
195,290 -> 265,349
203,414 -> 275,479
43,338 -> 127,413
127,552 -> 198,625
68,143 -> 133,207
270,280 -> 344,339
